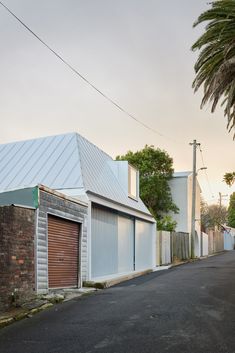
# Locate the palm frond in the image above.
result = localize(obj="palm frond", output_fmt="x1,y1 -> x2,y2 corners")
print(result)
192,0 -> 235,138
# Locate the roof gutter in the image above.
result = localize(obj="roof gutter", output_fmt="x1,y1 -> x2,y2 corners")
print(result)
86,190 -> 155,223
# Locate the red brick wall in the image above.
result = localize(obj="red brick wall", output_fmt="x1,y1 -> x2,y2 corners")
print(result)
0,206 -> 35,311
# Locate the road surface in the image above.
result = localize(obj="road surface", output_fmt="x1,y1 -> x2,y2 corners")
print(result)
1,251 -> 235,353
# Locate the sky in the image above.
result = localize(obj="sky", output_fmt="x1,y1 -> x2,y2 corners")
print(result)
0,0 -> 234,206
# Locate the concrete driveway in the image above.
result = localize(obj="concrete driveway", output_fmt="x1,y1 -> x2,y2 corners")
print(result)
1,251 -> 235,353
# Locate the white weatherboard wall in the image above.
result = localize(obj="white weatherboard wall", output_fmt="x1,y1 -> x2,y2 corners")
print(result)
37,189 -> 88,293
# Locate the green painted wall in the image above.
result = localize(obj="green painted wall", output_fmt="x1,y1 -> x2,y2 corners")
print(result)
0,186 -> 38,208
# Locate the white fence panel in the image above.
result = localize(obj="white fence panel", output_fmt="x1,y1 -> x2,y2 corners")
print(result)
161,231 -> 171,265
135,220 -> 153,271
201,232 -> 208,256
224,232 -> 234,250
156,231 -> 171,266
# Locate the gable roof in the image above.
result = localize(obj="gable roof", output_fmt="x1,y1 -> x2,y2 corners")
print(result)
0,132 -> 152,216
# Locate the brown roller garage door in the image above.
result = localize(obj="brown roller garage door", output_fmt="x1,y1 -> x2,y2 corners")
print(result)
48,215 -> 79,288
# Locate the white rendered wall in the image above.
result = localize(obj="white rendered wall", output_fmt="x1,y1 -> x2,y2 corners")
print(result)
169,175 -> 201,235
169,177 -> 188,232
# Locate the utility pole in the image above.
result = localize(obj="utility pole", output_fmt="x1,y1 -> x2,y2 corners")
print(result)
189,139 -> 200,258
219,192 -> 228,208
218,192 -> 228,229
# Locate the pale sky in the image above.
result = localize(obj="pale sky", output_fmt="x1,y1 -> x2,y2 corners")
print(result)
0,0 -> 234,205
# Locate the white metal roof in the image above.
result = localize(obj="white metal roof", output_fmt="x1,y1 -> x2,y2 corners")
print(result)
0,132 -> 152,216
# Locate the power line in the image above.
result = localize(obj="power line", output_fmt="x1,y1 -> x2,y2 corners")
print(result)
199,146 -> 215,199
0,1 -> 183,144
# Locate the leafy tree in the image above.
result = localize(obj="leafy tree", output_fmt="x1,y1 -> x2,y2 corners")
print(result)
192,0 -> 235,137
228,192 -> 235,227
224,172 -> 235,186
157,215 -> 177,232
116,145 -> 178,229
201,199 -> 227,231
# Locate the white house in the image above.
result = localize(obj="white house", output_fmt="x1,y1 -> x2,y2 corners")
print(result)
0,132 -> 155,292
168,171 -> 201,257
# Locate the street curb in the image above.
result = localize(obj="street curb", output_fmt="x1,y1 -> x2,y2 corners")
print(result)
171,258 -> 200,268
0,288 -> 99,330
170,251 -> 228,269
83,269 -> 153,289
0,303 -> 53,329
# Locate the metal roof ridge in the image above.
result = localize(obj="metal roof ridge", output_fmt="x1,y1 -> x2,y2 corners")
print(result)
75,133 -> 87,191
0,131 -> 77,147
76,132 -> 113,160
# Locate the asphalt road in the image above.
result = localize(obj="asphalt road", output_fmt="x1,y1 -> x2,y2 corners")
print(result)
1,252 -> 235,353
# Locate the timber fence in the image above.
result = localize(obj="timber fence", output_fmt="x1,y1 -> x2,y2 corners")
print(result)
156,231 -> 190,265
156,229 -> 232,267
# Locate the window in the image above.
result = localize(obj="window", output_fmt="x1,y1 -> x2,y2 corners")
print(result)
128,165 -> 138,199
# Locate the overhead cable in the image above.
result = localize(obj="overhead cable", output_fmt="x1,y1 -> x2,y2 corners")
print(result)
199,146 -> 215,199
0,1 -> 184,144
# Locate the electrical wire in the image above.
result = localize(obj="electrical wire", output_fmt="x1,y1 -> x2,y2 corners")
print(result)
0,1 -> 184,145
199,145 -> 215,199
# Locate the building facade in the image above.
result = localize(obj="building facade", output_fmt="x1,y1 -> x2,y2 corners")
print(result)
168,172 -> 201,257
0,133 -> 156,291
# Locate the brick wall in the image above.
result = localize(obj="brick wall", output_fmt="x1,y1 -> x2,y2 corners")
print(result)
0,206 -> 35,311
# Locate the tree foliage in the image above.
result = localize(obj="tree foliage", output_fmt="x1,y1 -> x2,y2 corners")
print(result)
192,0 -> 235,137
157,215 -> 177,232
201,199 -> 227,231
116,145 -> 178,229
228,192 -> 235,227
224,172 -> 235,186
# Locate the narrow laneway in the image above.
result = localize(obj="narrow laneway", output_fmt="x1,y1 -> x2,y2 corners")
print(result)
1,252 -> 235,353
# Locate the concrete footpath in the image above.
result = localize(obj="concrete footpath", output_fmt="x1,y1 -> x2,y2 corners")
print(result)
0,287 -> 97,328
0,251 -> 235,353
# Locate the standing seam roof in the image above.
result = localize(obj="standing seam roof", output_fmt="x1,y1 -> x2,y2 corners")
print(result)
0,132 -> 152,216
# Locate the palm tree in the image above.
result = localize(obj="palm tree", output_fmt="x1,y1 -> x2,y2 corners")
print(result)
192,0 -> 235,137
224,172 -> 235,186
